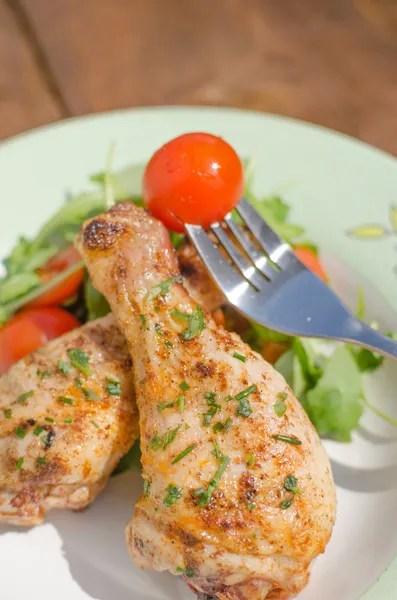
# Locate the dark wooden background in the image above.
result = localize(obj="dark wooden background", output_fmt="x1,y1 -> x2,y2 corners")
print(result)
2,0 -> 397,153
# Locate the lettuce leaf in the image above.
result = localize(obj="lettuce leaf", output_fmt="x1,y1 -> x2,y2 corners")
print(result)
302,347 -> 364,442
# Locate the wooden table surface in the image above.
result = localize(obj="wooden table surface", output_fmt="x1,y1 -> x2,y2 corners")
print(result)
2,0 -> 397,154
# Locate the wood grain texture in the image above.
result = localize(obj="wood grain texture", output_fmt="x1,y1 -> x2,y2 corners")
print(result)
9,0 -> 397,153
0,0 -> 63,140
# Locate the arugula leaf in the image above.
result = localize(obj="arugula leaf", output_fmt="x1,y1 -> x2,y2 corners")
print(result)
292,338 -> 326,388
303,347 -> 363,442
85,278 -> 110,321
245,194 -> 304,243
91,162 -> 145,201
250,321 -> 291,344
31,192 -> 107,252
351,347 -> 383,372
0,273 -> 40,304
5,239 -> 57,276
112,439 -> 142,475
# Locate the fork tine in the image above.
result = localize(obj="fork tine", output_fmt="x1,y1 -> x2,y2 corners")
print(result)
210,222 -> 267,291
185,224 -> 251,303
236,198 -> 294,270
224,213 -> 275,280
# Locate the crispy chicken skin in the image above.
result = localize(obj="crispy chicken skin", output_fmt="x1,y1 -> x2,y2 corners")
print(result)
77,202 -> 336,600
0,315 -> 137,526
0,237 -> 223,527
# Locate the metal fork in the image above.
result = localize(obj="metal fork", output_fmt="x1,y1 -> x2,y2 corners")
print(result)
186,197 -> 397,360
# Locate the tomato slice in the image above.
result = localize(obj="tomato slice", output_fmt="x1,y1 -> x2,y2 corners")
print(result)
143,132 -> 244,232
0,307 -> 80,375
294,246 -> 327,282
0,320 -> 47,375
28,246 -> 84,307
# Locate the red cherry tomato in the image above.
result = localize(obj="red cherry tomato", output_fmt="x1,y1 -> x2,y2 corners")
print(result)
294,246 -> 327,282
28,246 -> 84,308
143,132 -> 244,232
0,307 -> 80,375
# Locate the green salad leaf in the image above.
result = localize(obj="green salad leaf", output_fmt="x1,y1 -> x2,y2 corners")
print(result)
303,347 -> 364,442
85,278 -> 110,321
0,273 -> 41,305
112,439 -> 142,475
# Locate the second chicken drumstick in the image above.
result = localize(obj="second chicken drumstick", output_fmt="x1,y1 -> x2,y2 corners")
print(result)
77,202 -> 336,600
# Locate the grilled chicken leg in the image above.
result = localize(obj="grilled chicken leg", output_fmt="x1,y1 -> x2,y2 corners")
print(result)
0,239 -> 223,527
0,315 -> 137,526
77,203 -> 336,600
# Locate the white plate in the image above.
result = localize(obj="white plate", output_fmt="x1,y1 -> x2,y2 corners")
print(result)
1,107 -> 397,600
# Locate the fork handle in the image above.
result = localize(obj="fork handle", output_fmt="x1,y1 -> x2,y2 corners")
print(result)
344,320 -> 397,360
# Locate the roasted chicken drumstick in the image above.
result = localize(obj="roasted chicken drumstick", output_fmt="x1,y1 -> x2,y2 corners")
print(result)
78,202 -> 336,600
0,239 -> 223,526
0,315 -> 137,525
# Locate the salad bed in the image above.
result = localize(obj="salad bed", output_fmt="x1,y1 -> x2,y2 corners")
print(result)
1,147 -> 395,470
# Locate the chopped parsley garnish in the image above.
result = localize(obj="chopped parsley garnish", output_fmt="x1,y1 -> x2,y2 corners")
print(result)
176,395 -> 185,412
231,384 -> 257,418
37,369 -> 52,377
179,381 -> 190,392
213,418 -> 233,433
225,395 -> 233,402
146,275 -> 182,303
162,425 -> 181,450
17,391 -> 33,404
157,401 -> 174,412
67,348 -> 92,376
163,483 -> 182,507
37,457 -> 46,465
172,305 -> 206,341
277,391 -> 288,401
139,314 -> 148,329
4,408 -> 12,419
246,453 -> 256,467
155,324 -> 164,336
205,392 -> 216,400
280,497 -> 295,510
224,417 -> 233,431
58,396 -> 74,405
57,360 -> 71,375
235,384 -> 257,401
91,420 -> 100,429
82,387 -> 100,401
149,435 -> 163,451
172,443 -> 197,464
106,377 -> 121,396
273,434 -> 301,445
45,417 -> 54,423
33,425 -> 44,436
203,406 -> 217,426
236,398 -> 253,418
176,567 -> 195,578
280,475 -> 301,510
143,479 -> 151,498
182,306 -> 206,340
211,439 -> 223,460
248,502 -> 255,511
274,399 -> 287,417
165,339 -> 173,349
65,418 -> 73,423
233,352 -> 247,363
196,454 -> 230,507
16,457 -> 24,470
284,474 -> 301,495
15,426 -> 27,439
